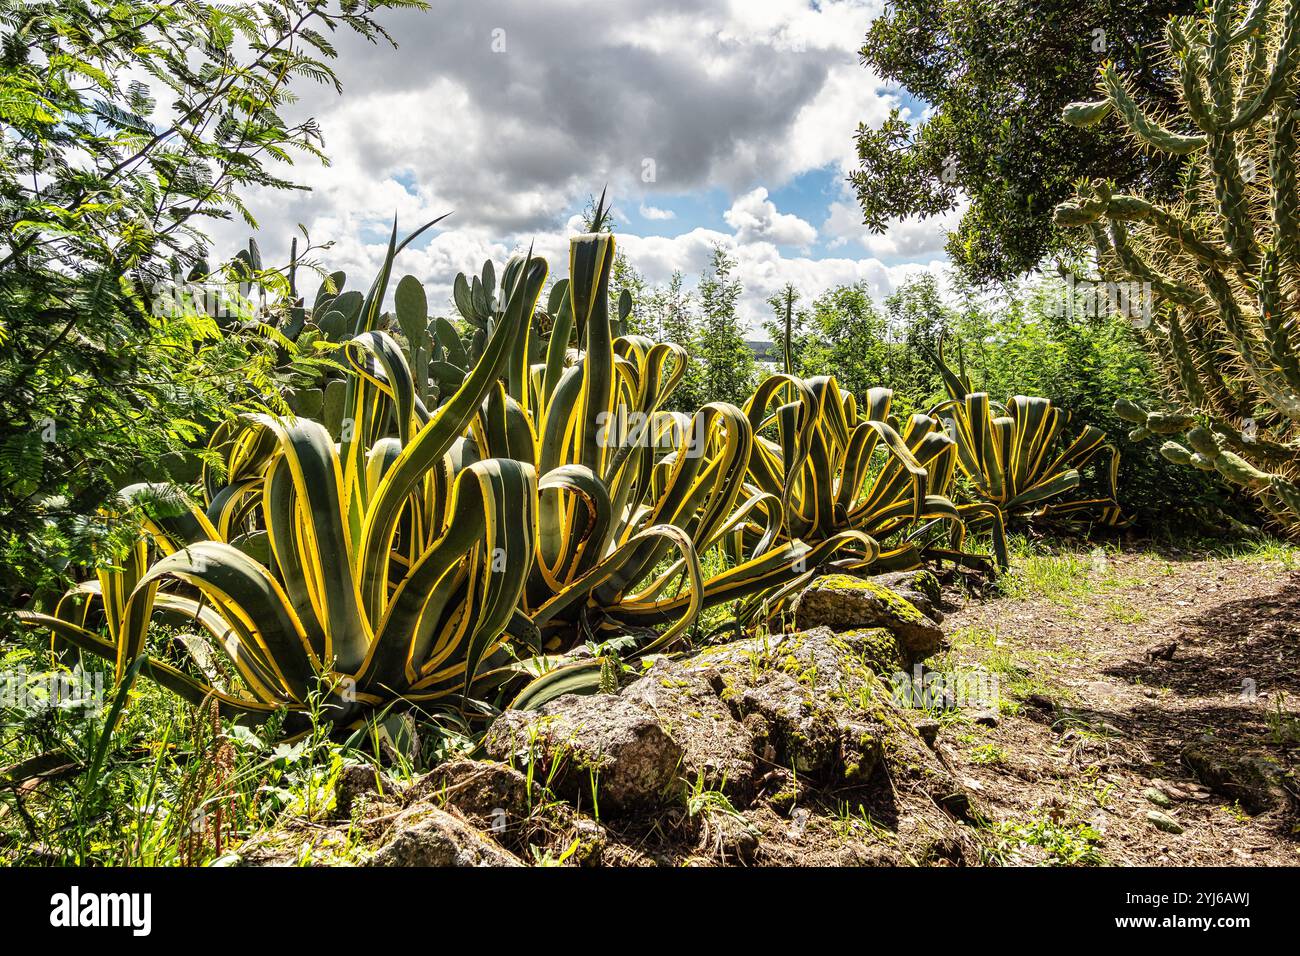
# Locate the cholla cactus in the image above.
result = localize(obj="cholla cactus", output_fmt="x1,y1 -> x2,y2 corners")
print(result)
1055,0 -> 1300,528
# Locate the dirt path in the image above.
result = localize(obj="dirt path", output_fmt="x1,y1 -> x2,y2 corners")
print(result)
934,545 -> 1300,865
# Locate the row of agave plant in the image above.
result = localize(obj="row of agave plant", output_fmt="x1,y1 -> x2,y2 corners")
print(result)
17,210 -> 1127,734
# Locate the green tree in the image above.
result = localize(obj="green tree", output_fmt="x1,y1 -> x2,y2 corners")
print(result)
882,274 -> 951,409
762,283 -> 809,376
800,282 -> 891,401
0,0 -> 421,608
611,250 -> 648,335
644,270 -> 704,412
851,0 -> 1192,284
695,246 -> 756,407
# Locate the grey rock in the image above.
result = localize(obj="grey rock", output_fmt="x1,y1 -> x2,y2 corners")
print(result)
792,573 -> 946,662
730,668 -> 879,777
406,758 -> 531,824
622,659 -> 756,798
366,807 -> 522,867
483,693 -> 683,814
1145,809 -> 1185,834
333,763 -> 396,819
869,569 -> 942,604
867,569 -> 945,622
567,817 -> 607,867
677,629 -> 933,791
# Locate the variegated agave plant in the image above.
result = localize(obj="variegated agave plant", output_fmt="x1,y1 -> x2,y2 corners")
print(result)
462,227 -> 872,664
19,223 -> 550,726
19,217 -> 867,723
743,372 -> 969,585
928,341 -> 1128,568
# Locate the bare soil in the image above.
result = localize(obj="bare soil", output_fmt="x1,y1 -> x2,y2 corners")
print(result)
935,546 -> 1300,865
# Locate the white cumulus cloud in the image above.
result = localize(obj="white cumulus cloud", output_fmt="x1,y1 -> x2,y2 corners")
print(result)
639,203 -> 677,221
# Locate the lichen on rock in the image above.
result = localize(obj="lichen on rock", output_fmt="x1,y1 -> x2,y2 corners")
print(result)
792,573 -> 947,663
483,692 -> 684,815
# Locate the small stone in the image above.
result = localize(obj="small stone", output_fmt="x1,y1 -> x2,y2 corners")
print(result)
366,807 -> 522,866
566,818 -> 606,867
1146,810 -> 1184,834
1143,787 -> 1173,808
333,763 -> 395,819
913,718 -> 941,746
1150,778 -> 1189,801
703,810 -> 761,864
971,710 -> 999,727
1145,642 -> 1178,662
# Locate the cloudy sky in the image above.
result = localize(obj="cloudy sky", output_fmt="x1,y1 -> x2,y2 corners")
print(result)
213,0 -> 960,333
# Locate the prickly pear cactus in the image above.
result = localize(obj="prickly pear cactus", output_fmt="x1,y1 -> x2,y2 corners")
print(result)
1055,0 -> 1300,528
394,274 -> 432,403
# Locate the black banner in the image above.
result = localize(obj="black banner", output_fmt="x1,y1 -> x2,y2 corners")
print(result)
0,865 -> 1279,942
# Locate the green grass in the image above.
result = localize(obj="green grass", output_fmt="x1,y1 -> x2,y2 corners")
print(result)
967,743 -> 1006,766
0,631 -> 434,866
1266,694 -> 1300,746
1219,537 -> 1300,568
996,547 -> 1140,606
1103,598 -> 1147,624
941,624 -> 1070,714
980,813 -> 1105,866
830,800 -> 895,842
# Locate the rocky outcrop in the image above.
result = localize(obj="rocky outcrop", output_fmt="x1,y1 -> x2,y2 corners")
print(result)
245,570 -> 976,866
365,806 -> 523,867
483,693 -> 684,814
791,573 -> 947,663
480,617 -> 979,863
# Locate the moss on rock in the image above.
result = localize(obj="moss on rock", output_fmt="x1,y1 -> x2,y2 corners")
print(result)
792,574 -> 946,663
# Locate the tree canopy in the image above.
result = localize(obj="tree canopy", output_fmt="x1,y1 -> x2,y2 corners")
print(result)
851,0 -> 1193,284
0,0 -> 421,605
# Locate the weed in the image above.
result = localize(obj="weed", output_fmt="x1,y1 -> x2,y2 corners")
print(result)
980,813 -> 1105,866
